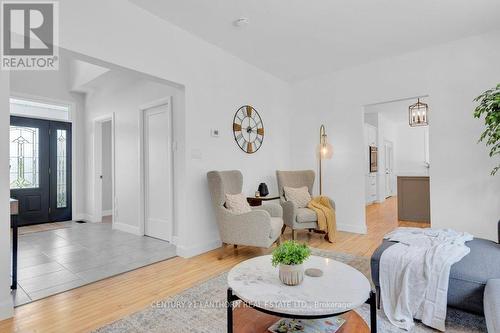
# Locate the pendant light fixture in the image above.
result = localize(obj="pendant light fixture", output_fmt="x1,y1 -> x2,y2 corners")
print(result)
408,98 -> 429,127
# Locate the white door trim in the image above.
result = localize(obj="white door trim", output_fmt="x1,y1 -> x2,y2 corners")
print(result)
384,139 -> 394,198
138,97 -> 173,241
91,113 -> 115,224
9,91 -> 79,221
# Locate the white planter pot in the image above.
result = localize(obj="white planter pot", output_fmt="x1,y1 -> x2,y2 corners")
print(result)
279,263 -> 304,286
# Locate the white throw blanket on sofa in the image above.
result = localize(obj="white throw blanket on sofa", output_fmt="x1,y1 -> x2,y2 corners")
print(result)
380,228 -> 473,331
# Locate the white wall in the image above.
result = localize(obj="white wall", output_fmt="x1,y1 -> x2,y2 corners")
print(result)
101,120 -> 112,214
291,30 -> 500,239
56,0 -> 291,257
393,124 -> 429,176
70,59 -> 109,91
9,54 -> 86,221
84,77 -> 184,236
0,71 -> 14,320
364,113 -> 378,128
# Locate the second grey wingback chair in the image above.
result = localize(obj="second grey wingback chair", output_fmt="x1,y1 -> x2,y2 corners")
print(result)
276,170 -> 335,240
207,170 -> 283,259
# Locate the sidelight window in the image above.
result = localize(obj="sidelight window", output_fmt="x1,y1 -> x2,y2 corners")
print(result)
56,129 -> 67,208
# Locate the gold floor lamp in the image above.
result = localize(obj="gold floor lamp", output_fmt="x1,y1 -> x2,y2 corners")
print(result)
318,125 -> 333,195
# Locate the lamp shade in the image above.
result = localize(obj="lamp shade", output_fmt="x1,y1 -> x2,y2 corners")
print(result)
318,124 -> 333,159
317,141 -> 333,159
318,124 -> 332,195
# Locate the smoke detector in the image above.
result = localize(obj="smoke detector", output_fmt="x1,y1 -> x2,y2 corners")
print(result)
233,17 -> 249,28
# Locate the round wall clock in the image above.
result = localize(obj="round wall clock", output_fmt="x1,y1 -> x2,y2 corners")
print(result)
232,105 -> 264,154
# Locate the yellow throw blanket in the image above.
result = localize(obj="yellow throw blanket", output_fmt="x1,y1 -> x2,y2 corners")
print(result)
307,196 -> 336,243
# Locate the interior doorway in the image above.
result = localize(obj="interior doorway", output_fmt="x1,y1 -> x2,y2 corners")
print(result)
363,95 -> 431,228
92,114 -> 115,224
140,98 -> 173,242
101,120 -> 113,222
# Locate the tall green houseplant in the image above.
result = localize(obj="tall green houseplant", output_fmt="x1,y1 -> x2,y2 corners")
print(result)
474,83 -> 500,175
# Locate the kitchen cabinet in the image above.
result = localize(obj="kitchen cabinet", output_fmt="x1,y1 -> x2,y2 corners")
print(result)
397,176 -> 430,222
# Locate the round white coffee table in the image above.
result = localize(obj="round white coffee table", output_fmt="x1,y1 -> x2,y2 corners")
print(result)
227,255 -> 377,333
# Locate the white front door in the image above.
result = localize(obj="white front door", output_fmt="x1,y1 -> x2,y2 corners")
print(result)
143,101 -> 172,241
384,140 -> 394,198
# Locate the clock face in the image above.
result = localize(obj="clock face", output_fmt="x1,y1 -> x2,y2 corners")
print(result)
233,105 -> 264,154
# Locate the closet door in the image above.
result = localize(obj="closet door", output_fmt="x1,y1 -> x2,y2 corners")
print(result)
143,101 -> 173,241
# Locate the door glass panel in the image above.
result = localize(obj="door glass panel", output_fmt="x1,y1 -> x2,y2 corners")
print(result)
10,126 -> 39,189
56,129 -> 67,208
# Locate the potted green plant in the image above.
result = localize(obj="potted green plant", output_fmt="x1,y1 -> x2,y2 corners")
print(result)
272,241 -> 311,286
474,83 -> 500,175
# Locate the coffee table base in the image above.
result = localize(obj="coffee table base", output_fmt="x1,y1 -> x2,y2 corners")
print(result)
227,288 -> 377,333
232,305 -> 370,333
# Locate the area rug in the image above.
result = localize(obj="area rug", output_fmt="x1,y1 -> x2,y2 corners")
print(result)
93,249 -> 487,333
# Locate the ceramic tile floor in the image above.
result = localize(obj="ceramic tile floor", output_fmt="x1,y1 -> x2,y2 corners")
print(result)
11,220 -> 176,306
18,221 -> 73,235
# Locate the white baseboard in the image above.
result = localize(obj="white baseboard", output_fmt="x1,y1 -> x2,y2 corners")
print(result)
112,222 -> 141,236
337,222 -> 367,234
102,210 -> 112,217
77,213 -> 100,223
176,237 -> 221,258
92,215 -> 103,223
0,298 -> 13,321
72,213 -> 88,221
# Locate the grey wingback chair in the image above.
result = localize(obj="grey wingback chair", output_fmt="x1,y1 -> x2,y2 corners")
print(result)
276,170 -> 335,240
207,170 -> 283,259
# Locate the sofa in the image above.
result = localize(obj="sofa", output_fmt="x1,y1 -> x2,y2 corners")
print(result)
485,279 -> 500,333
370,221 -> 500,331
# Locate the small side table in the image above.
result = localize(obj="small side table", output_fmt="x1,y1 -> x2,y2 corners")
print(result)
10,198 -> 19,290
246,196 -> 280,207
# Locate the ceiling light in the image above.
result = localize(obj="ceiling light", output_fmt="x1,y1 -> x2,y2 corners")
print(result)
408,98 -> 429,127
233,17 -> 249,28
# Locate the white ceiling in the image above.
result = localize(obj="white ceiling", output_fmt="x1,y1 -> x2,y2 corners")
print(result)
129,0 -> 500,81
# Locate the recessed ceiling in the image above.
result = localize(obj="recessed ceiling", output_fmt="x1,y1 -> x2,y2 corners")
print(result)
129,0 -> 500,81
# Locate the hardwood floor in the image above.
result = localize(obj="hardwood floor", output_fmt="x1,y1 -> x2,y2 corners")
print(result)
0,197 -> 428,333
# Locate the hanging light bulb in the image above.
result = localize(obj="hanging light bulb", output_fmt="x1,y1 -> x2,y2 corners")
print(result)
317,125 -> 333,195
317,125 -> 333,159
